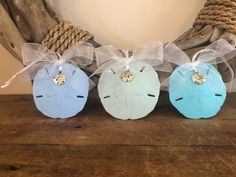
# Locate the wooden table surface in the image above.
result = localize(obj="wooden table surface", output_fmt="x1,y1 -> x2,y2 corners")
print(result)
0,94 -> 236,177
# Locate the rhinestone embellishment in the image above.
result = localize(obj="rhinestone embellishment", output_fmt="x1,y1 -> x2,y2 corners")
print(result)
120,70 -> 134,82
53,72 -> 66,86
192,72 -> 206,85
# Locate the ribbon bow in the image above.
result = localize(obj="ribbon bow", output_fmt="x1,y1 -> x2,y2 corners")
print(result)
1,42 -> 94,88
164,39 -> 236,92
92,41 -> 172,76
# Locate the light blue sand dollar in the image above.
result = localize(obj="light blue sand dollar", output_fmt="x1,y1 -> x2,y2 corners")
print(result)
33,63 -> 89,119
169,63 -> 226,119
98,61 -> 160,120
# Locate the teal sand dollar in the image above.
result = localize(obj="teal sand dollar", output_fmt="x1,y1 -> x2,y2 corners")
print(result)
169,63 -> 227,119
164,39 -> 236,119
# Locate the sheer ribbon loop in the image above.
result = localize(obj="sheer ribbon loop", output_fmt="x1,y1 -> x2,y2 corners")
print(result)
93,41 -> 172,76
1,42 -> 94,88
164,39 -> 236,92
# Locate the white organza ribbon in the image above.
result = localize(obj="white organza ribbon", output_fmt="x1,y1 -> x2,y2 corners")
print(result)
164,39 -> 236,92
1,42 -> 94,88
92,41 -> 172,76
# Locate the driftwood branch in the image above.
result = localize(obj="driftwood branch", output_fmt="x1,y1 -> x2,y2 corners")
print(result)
0,0 -> 100,59
174,25 -> 213,50
7,0 -> 58,43
42,0 -> 63,22
0,1 -> 25,62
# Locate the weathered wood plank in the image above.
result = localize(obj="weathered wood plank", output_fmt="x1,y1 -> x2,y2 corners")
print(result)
0,95 -> 235,177
0,95 -> 235,146
0,144 -> 236,177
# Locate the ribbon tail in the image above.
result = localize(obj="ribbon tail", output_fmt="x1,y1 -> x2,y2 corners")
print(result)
1,75 -> 18,88
89,79 -> 96,90
1,60 -> 42,88
222,60 -> 234,93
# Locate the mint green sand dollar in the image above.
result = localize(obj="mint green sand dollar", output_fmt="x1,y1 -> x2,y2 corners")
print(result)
98,61 -> 160,120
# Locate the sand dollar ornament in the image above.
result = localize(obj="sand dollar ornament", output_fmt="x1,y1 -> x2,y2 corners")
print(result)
93,42 -> 171,120
164,40 -> 236,119
2,42 -> 94,119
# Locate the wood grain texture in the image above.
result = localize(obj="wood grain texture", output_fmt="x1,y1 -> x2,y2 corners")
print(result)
0,95 -> 235,177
